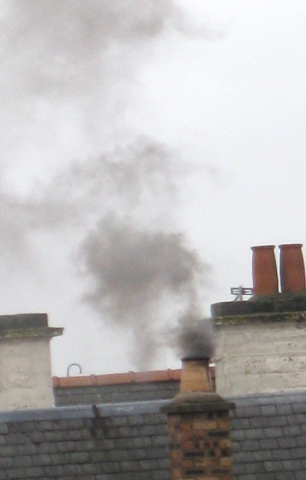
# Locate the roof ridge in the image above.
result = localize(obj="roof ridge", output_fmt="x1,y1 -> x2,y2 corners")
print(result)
52,368 -> 182,388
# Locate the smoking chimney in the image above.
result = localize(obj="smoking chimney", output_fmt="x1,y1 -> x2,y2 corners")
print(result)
162,327 -> 234,480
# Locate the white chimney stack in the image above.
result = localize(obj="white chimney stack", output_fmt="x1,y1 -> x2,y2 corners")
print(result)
0,313 -> 63,410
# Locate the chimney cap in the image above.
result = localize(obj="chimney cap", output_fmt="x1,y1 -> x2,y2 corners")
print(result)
279,243 -> 303,249
181,356 -> 210,361
251,245 -> 275,250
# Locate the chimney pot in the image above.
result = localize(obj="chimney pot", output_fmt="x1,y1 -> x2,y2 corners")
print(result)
180,357 -> 212,393
279,243 -> 306,293
251,245 -> 279,295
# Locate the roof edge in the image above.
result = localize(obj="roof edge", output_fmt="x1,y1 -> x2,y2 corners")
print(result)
53,368 -> 182,388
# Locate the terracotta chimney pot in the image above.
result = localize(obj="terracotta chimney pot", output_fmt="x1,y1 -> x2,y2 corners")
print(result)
180,357 -> 212,393
279,243 -> 306,293
251,245 -> 279,295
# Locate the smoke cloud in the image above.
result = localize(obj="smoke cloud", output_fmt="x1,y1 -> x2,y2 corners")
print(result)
79,216 -> 209,367
0,0 -> 186,98
0,131 -> 213,369
37,136 -> 212,368
0,1 -> 216,371
39,137 -> 177,220
170,313 -> 215,360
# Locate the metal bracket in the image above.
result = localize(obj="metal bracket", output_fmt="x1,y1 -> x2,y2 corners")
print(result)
230,285 -> 253,301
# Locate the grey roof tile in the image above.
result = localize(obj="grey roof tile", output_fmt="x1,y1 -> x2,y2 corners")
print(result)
295,472 -> 306,480
230,391 -> 306,479
271,449 -> 292,460
275,403 -> 292,415
259,438 -> 279,450
153,470 -> 170,480
243,440 -> 261,451
282,425 -> 303,436
277,437 -> 297,449
290,447 -> 306,459
288,413 -> 306,425
276,473 -> 294,480
260,405 -> 277,416
263,461 -> 284,472
249,416 -> 271,428
236,476 -> 257,480
262,427 -> 283,438
231,417 -> 251,429
232,440 -> 240,453
291,402 -> 306,414
282,459 -> 303,471
252,450 -> 273,462
25,466 -> 45,477
245,428 -> 266,440
5,467 -> 26,479
268,415 -> 288,426
242,461 -> 263,474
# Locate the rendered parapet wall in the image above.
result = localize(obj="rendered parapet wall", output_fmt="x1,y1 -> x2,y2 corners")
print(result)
0,314 -> 63,410
212,294 -> 306,396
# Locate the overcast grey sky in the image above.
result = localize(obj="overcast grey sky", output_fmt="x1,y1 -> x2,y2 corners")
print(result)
0,1 -> 306,375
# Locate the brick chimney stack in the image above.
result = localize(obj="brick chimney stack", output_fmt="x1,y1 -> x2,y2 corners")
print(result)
162,357 -> 235,480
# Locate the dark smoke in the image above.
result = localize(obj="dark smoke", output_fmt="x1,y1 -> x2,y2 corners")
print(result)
170,313 -> 215,359
79,215 -> 210,368
0,133 -> 214,369
39,138 -> 177,219
0,1 -> 217,371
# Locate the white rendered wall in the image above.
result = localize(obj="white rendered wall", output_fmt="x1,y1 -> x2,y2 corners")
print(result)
215,321 -> 306,396
0,338 -> 54,409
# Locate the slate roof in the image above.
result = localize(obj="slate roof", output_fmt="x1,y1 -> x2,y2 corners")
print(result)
0,390 -> 305,479
53,369 -> 181,406
0,400 -> 170,480
53,367 -> 216,406
230,390 -> 306,480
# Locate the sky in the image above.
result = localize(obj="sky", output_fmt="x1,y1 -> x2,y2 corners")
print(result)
0,0 -> 306,376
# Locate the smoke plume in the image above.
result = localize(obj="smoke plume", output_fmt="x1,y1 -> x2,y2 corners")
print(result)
79,216 -> 209,367
170,313 -> 215,360
0,1 -> 216,371
0,132 -> 213,369
0,0 -> 186,98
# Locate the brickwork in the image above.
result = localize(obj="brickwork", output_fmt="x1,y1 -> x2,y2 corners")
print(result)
168,409 -> 233,480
